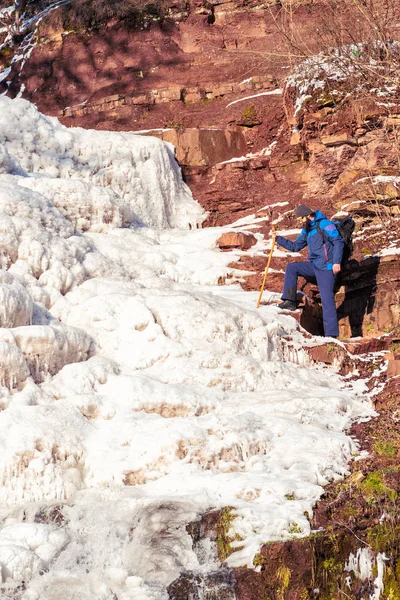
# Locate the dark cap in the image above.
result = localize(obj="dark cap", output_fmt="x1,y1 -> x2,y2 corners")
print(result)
295,205 -> 314,218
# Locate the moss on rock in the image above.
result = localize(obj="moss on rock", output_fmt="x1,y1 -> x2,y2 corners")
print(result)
216,506 -> 244,563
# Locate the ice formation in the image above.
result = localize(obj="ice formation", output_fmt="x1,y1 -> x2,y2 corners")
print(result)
0,96 -> 204,230
345,548 -> 387,600
0,97 -> 374,599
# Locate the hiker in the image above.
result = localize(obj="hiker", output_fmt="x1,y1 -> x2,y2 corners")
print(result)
275,205 -> 344,338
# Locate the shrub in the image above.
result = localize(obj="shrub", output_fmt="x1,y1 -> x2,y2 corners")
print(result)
63,0 -> 187,30
269,0 -> 400,119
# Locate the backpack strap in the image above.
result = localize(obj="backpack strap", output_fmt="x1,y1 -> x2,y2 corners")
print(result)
316,222 -> 329,261
316,222 -> 325,240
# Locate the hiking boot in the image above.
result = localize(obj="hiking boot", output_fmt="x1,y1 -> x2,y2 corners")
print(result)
278,300 -> 297,311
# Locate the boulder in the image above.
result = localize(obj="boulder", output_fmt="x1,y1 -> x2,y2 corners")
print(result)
344,337 -> 390,355
321,133 -> 356,146
336,257 -> 400,339
216,232 -> 257,250
290,129 -> 301,146
386,359 -> 400,378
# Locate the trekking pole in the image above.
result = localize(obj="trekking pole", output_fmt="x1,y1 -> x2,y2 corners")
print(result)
256,226 -> 276,308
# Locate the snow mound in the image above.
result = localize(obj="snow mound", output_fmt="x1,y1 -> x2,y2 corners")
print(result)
0,323 -> 92,383
0,271 -> 33,328
51,276 -> 282,389
0,523 -> 69,581
0,402 -> 87,506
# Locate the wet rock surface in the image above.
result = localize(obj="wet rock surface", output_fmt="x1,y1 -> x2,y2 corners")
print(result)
168,568 -> 237,600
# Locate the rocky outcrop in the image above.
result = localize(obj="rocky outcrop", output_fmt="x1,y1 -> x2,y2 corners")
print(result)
0,0 -> 313,229
2,2 -> 284,120
335,256 -> 400,338
3,0 -> 400,246
59,75 -> 277,120
288,255 -> 400,339
144,128 -> 247,167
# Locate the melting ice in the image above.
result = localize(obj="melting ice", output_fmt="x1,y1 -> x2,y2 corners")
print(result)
0,96 -> 374,599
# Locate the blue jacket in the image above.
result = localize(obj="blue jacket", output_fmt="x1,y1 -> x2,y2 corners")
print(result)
276,210 -> 344,271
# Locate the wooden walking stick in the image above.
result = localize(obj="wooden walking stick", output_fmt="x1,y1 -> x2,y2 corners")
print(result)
256,226 -> 276,308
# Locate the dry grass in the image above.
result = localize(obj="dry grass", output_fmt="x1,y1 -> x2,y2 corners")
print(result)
63,0 -> 186,29
272,0 -> 400,94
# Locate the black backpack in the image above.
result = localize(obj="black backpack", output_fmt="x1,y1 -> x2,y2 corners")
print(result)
317,216 -> 355,264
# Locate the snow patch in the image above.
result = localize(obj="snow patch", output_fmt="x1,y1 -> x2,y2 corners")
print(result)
226,89 -> 283,108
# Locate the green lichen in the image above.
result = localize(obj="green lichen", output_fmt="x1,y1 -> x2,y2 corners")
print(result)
0,45 -> 13,58
276,565 -> 291,600
360,471 -> 398,503
0,44 -> 13,68
289,522 -> 303,534
317,552 -> 346,600
164,121 -> 184,130
383,565 -> 400,599
277,565 -> 291,586
325,527 -> 340,553
341,504 -> 359,519
374,440 -> 397,458
362,246 -> 372,256
389,341 -> 400,355
253,552 -> 266,567
378,166 -> 396,176
316,91 -> 341,107
241,104 -> 256,120
321,557 -> 343,574
367,522 -> 400,552
216,507 -> 244,562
